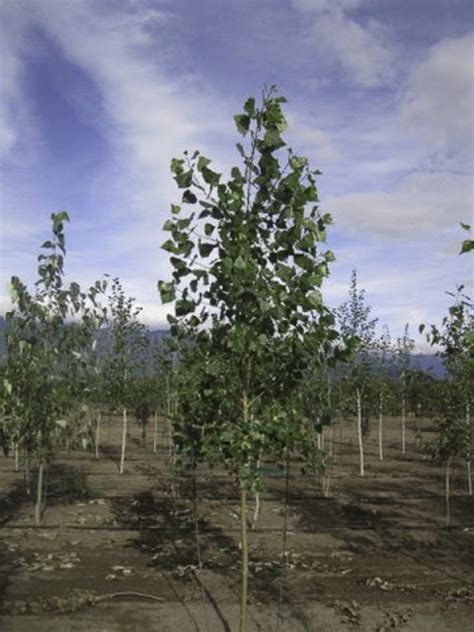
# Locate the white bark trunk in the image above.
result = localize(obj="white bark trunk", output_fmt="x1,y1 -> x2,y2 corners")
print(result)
119,408 -> 127,475
35,460 -> 44,525
14,442 -> 19,472
153,410 -> 158,454
356,389 -> 365,477
95,412 -> 101,459
379,391 -> 384,462
402,396 -> 406,454
445,456 -> 451,527
466,401 -> 472,496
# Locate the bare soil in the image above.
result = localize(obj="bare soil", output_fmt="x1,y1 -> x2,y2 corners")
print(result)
0,415 -> 473,631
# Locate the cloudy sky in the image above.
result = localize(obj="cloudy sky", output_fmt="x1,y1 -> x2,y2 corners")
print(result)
0,0 -> 473,346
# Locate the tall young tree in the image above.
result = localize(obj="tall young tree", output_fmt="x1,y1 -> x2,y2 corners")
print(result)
421,286 -> 473,497
336,270 -> 378,476
396,324 -> 415,454
1,212 -> 105,523
375,325 -> 393,461
158,87 -> 339,632
104,278 -> 148,475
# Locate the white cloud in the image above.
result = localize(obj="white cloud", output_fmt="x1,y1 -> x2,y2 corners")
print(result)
293,0 -> 364,12
0,0 -> 234,325
286,113 -> 341,163
399,32 -> 474,168
292,0 -> 395,87
327,171 -> 473,238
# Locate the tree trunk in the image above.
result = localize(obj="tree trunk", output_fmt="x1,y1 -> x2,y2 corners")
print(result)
445,456 -> 451,527
251,455 -> 261,530
14,442 -> 19,472
276,450 -> 291,625
119,408 -> 127,475
239,485 -> 249,632
153,410 -> 158,454
95,412 -> 101,459
192,472 -> 202,569
35,460 -> 44,525
466,401 -> 472,497
24,456 -> 31,496
402,395 -> 406,454
379,391 -> 384,462
239,390 -> 250,632
356,388 -> 365,476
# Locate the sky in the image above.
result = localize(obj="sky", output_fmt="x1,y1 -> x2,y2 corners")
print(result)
0,0 -> 473,348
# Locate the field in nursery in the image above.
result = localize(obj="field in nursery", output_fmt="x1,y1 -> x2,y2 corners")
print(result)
0,415 -> 473,632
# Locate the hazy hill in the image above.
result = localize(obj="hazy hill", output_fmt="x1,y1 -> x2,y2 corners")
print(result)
0,316 -> 445,376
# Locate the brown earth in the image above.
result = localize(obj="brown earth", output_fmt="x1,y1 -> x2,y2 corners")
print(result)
0,415 -> 473,631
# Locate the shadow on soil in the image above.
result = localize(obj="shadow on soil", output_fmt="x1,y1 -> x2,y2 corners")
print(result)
109,476 -> 315,632
0,477 -> 28,614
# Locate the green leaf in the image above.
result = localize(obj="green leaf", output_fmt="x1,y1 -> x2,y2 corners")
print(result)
307,290 -> 322,308
171,158 -> 185,174
161,239 -> 177,253
157,281 -> 176,304
197,156 -> 211,171
244,97 -> 256,117
163,219 -> 175,231
325,250 -> 336,262
201,167 -> 220,186
204,223 -> 215,236
175,170 -> 193,189
198,242 -> 216,258
234,255 -> 246,271
175,298 -> 196,317
263,129 -> 285,150
289,155 -> 308,170
460,239 -> 474,255
182,190 -> 197,204
234,114 -> 250,135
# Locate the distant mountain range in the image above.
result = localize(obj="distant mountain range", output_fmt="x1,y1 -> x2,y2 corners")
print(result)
0,315 -> 446,376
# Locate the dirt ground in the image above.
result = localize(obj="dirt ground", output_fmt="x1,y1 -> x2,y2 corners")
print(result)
0,415 -> 473,632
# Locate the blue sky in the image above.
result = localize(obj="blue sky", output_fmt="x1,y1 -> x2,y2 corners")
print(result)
0,0 -> 473,347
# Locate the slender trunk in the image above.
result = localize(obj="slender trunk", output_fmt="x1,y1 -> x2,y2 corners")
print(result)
192,471 -> 202,569
119,407 -> 127,475
321,426 -> 325,451
317,431 -> 321,451
445,456 -> 451,527
356,388 -> 364,477
330,424 -> 335,457
24,456 -> 31,496
466,401 -> 472,497
35,460 -> 44,525
14,442 -> 19,472
240,485 -> 249,632
141,421 -> 146,446
168,415 -> 176,499
153,410 -> 158,454
378,391 -> 384,462
323,472 -> 331,497
251,455 -> 261,530
239,389 -> 250,632
402,395 -> 406,454
276,449 -> 290,626
95,412 -> 101,459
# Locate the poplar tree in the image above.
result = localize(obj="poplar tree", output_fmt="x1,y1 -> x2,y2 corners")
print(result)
336,270 -> 377,476
2,212 -> 105,523
158,87 -> 339,631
